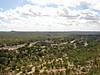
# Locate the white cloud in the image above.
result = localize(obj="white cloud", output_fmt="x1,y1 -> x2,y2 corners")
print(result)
0,0 -> 100,31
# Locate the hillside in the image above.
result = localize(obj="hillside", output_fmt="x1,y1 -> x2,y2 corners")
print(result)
0,32 -> 100,75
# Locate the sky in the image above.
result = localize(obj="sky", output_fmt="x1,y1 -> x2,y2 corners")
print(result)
0,0 -> 100,31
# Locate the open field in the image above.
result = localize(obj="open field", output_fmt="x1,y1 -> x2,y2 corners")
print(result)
0,32 -> 100,75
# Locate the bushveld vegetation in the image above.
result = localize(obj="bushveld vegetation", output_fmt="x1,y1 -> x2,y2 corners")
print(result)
0,32 -> 100,75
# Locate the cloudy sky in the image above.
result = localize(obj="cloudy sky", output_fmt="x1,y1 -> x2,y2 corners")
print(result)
0,0 -> 100,31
